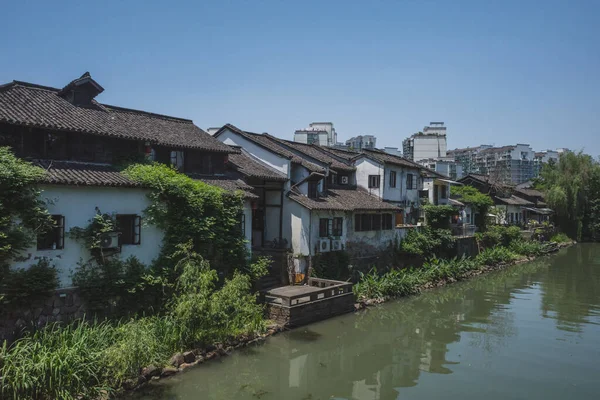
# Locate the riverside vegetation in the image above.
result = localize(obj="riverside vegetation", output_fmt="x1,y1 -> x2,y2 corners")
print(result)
0,147 -> 579,399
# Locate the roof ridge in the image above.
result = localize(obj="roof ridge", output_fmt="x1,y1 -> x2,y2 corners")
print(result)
102,103 -> 194,123
9,81 -> 62,92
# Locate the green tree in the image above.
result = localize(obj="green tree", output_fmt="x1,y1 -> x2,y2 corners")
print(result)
450,185 -> 494,230
538,151 -> 600,241
0,147 -> 53,269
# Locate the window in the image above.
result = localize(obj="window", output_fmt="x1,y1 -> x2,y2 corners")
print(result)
116,214 -> 141,245
406,174 -> 415,190
389,171 -> 397,188
355,214 -> 390,232
37,215 -> 65,250
319,218 -> 330,237
382,214 -> 393,230
308,182 -> 319,199
368,175 -> 380,188
441,184 -> 448,199
170,151 -> 184,171
239,213 -> 246,235
332,217 -> 343,237
372,214 -> 381,231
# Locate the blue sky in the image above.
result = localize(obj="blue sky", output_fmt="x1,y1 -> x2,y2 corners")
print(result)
1,0 -> 598,155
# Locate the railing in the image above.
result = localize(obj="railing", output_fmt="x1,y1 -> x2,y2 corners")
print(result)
270,278 -> 353,307
451,224 -> 477,237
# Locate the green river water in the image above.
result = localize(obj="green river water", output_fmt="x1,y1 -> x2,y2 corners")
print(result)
138,244 -> 600,399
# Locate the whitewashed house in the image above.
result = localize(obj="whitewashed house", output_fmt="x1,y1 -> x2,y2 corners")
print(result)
0,73 -> 252,286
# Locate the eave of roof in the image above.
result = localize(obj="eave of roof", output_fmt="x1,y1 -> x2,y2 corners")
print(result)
288,187 -> 401,212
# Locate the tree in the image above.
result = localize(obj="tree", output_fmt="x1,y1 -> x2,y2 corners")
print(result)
538,151 -> 600,241
450,185 -> 494,230
0,147 -> 53,269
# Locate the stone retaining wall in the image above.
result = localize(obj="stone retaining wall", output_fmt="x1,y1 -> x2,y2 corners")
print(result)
0,287 -> 86,342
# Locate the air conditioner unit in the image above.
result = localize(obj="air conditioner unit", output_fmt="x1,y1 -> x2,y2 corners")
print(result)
341,176 -> 349,185
318,239 -> 331,253
331,239 -> 342,251
100,232 -> 120,249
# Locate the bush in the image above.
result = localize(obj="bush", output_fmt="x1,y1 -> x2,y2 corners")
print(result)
312,251 -> 351,281
0,258 -> 59,304
475,225 -> 522,248
475,247 -> 518,266
550,233 -> 571,243
509,240 -> 544,257
423,204 -> 457,229
400,228 -> 456,259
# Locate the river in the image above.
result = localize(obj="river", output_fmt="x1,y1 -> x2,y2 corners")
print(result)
137,244 -> 600,400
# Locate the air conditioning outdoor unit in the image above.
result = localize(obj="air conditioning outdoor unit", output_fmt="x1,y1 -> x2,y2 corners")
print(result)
319,239 -> 331,253
331,239 -> 342,251
100,232 -> 120,249
341,176 -> 349,185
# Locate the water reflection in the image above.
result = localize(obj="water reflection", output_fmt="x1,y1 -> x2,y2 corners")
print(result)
138,245 -> 600,400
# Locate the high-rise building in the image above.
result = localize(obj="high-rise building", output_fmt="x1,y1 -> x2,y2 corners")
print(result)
402,122 -> 448,161
294,122 -> 338,146
533,150 -> 559,177
418,158 -> 464,180
345,135 -> 376,151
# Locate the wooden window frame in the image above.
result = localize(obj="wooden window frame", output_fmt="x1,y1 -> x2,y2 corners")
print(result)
319,218 -> 330,238
368,175 -> 380,188
308,182 -> 319,199
382,214 -> 393,230
116,214 -> 141,246
332,217 -> 343,237
389,171 -> 397,188
37,215 -> 65,250
406,174 -> 414,190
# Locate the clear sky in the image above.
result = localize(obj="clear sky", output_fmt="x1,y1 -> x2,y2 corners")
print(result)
1,0 -> 598,155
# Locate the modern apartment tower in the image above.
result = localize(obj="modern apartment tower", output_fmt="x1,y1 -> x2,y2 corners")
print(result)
402,122 -> 448,161
294,122 -> 338,146
345,135 -> 377,151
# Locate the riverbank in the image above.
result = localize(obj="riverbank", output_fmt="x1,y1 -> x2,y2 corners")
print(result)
124,241 -> 574,397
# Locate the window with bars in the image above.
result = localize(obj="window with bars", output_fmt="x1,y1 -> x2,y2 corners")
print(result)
354,214 -> 394,232
308,182 -> 319,199
319,218 -> 330,237
37,215 -> 65,250
368,175 -> 380,188
170,151 -> 184,171
382,214 -> 393,230
116,214 -> 141,245
332,217 -> 343,237
239,213 -> 246,235
406,174 -> 416,190
389,171 -> 397,188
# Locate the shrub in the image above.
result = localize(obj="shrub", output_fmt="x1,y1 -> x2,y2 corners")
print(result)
475,225 -> 522,249
475,247 -> 518,266
400,228 -> 456,259
509,240 -> 544,257
0,258 -> 59,304
423,204 -> 457,229
312,251 -> 351,281
550,232 -> 571,243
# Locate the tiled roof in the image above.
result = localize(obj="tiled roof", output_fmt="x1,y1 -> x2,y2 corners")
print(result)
218,124 -> 324,173
265,137 -> 355,173
360,149 -> 423,169
191,175 -> 258,199
0,79 -> 232,153
514,188 -> 544,198
494,195 -> 534,206
227,150 -> 287,181
317,147 -> 360,161
33,160 -> 137,187
288,187 -> 401,211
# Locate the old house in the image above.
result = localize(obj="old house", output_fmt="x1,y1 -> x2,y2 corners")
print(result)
0,73 -> 250,286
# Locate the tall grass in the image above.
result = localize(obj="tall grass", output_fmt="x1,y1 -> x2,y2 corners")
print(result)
0,245 -> 266,400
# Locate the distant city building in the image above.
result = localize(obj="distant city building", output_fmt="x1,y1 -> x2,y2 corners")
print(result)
294,122 -> 337,146
402,122 -> 448,161
418,158 -> 464,180
345,135 -> 376,151
448,144 -> 536,185
533,150 -> 559,177
383,147 -> 402,157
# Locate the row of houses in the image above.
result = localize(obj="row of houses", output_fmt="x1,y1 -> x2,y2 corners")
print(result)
0,73 -> 500,287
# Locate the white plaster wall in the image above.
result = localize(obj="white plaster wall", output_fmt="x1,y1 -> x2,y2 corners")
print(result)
216,128 -> 291,177
12,185 -> 164,287
355,157 -> 384,198
345,212 -> 397,250
310,210 -> 349,256
289,201 -> 311,256
291,165 -> 311,187
243,200 -> 253,253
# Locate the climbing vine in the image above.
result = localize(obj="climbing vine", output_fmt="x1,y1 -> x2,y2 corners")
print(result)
423,204 -> 457,229
122,163 -> 248,276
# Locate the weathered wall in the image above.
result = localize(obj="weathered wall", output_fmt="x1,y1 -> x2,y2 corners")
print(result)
355,157 -> 383,198
455,236 -> 479,258
11,185 -> 164,287
267,293 -> 355,327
